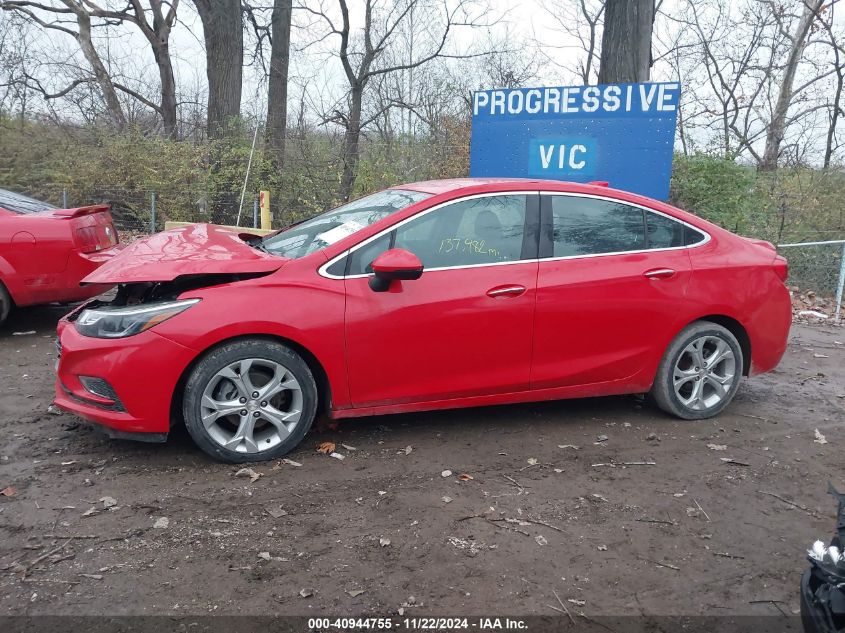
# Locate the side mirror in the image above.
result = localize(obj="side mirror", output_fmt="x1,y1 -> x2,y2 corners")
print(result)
369,248 -> 424,292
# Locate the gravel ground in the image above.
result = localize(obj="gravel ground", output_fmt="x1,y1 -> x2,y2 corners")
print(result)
0,305 -> 843,621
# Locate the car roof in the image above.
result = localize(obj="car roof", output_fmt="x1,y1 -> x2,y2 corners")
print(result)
395,177 -> 620,197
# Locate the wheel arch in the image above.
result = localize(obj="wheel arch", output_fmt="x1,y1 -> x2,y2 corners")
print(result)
169,333 -> 333,428
688,314 -> 752,376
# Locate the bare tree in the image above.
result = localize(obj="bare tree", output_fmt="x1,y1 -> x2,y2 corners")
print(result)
85,1 -> 181,137
759,0 -> 826,170
539,0 -> 604,84
1,0 -> 127,128
304,0 -> 491,201
598,0 -> 654,84
192,0 -> 243,138
816,4 -> 845,168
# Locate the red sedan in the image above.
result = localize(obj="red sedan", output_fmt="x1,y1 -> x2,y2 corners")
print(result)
0,189 -> 121,325
54,179 -> 791,462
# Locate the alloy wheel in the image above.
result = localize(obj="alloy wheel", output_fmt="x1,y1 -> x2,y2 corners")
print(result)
200,358 -> 303,454
672,335 -> 737,412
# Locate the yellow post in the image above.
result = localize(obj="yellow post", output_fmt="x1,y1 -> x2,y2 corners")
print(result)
259,190 -> 271,230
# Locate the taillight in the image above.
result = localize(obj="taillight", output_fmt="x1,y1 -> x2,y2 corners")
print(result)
71,215 -> 118,253
74,226 -> 101,253
773,255 -> 788,282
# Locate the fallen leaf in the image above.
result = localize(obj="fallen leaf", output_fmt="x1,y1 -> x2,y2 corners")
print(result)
258,552 -> 272,561
266,506 -> 287,518
235,468 -> 262,483
100,496 -> 117,508
597,545 -> 608,551
153,517 -> 170,529
329,452 -> 345,461
299,588 -> 314,598
46,405 -> 62,416
82,507 -> 99,517
379,537 -> 391,547
458,473 -> 474,481
535,535 -> 548,546
707,443 -> 727,451
441,496 -> 453,504
403,446 -> 413,455
814,429 -> 828,445
282,458 -> 302,467
595,434 -> 609,443
527,458 -> 538,465
317,441 -> 336,454
347,589 -> 366,597
1,486 -> 16,497
341,444 -> 357,451
441,469 -> 452,478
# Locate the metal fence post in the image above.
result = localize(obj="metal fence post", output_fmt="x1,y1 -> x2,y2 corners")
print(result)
836,242 -> 845,324
253,197 -> 259,229
150,192 -> 157,233
62,188 -> 68,209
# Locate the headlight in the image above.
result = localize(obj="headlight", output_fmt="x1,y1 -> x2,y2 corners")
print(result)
75,299 -> 199,338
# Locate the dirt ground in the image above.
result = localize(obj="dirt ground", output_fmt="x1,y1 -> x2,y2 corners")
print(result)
0,304 -> 843,621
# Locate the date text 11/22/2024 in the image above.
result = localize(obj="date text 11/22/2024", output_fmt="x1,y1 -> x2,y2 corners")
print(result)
307,617 -> 528,630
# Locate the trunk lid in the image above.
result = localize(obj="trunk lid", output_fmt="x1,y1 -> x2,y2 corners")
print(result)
82,223 -> 286,284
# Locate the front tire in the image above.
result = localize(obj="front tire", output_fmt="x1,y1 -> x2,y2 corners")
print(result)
183,339 -> 318,463
650,321 -> 743,420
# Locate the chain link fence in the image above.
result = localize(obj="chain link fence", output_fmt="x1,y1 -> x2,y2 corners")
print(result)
778,240 -> 845,323
33,184 -> 270,236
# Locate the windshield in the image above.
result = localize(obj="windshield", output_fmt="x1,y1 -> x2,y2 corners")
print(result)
260,189 -> 431,259
0,188 -> 55,214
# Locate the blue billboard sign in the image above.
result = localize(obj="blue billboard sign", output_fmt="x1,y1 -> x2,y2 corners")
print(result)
470,82 -> 680,200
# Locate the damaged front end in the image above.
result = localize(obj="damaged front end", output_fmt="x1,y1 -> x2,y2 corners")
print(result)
802,484 -> 845,633
66,272 -> 269,338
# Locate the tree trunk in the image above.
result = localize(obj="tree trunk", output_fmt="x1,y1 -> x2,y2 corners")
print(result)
152,40 -> 178,137
759,0 -> 824,171
193,0 -> 243,138
340,84 -> 363,202
597,0 -> 654,84
67,4 -> 126,129
265,0 -> 292,170
824,77 -> 842,169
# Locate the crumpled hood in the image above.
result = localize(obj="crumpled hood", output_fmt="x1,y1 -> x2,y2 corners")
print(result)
82,223 -> 286,284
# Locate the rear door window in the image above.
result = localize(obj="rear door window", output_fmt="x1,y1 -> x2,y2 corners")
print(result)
547,195 -> 645,257
645,211 -> 685,249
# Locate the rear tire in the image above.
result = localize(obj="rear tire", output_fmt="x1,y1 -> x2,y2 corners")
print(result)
183,339 -> 318,463
0,282 -> 11,327
650,321 -> 743,420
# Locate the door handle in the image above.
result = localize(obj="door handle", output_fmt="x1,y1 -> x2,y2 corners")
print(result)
487,284 -> 526,298
644,268 -> 676,280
